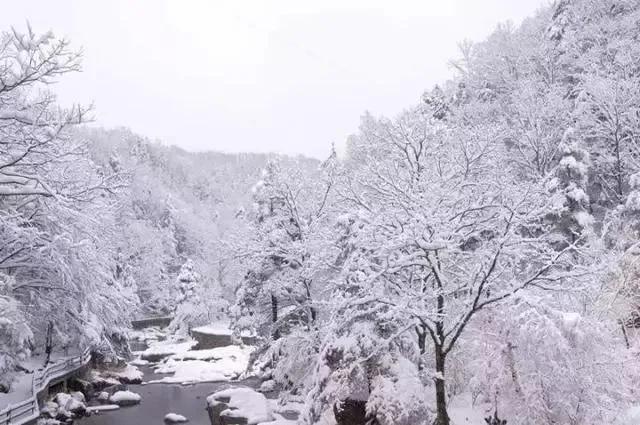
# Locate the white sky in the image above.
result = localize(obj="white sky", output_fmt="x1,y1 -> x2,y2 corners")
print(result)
2,0 -> 547,159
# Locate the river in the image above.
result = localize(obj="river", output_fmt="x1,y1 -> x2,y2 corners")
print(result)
81,365 -> 261,425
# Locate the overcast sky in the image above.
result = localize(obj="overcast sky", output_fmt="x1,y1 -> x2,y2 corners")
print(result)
2,0 -> 547,159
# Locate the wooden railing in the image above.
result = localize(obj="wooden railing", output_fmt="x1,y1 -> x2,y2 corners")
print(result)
0,347 -> 91,425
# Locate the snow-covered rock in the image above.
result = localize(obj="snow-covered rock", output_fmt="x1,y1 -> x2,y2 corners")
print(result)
140,340 -> 198,361
207,387 -> 273,425
93,364 -> 143,384
70,391 -> 85,403
86,404 -> 120,412
54,392 -> 86,415
109,390 -> 142,406
164,413 -> 189,423
41,401 -> 59,418
258,379 -> 277,393
130,358 -> 150,366
149,345 -> 253,384
97,391 -> 110,402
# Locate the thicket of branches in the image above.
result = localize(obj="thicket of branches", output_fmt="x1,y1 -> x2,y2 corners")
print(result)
231,1 -> 640,424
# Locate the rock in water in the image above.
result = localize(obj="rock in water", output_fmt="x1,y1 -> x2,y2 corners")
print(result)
109,390 -> 142,406
164,413 -> 189,423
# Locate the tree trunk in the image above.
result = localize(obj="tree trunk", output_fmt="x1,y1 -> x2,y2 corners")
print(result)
271,294 -> 280,340
305,281 -> 317,324
416,325 -> 426,354
614,128 -> 624,200
434,344 -> 450,425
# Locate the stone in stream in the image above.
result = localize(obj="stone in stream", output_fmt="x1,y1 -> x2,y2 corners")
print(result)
109,390 -> 142,406
206,388 -> 273,425
164,413 -> 189,423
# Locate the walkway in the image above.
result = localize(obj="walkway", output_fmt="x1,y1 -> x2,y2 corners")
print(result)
0,347 -> 91,425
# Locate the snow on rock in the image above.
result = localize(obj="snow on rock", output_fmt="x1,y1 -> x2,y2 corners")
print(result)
130,358 -> 150,366
54,392 -> 86,415
170,344 -> 252,362
86,404 -> 120,412
70,391 -> 85,403
40,401 -> 59,418
150,360 -> 232,384
192,322 -> 233,336
192,322 -> 257,337
258,379 -> 277,393
149,345 -> 253,384
104,364 -> 143,383
97,391 -> 110,402
140,339 -> 198,361
207,387 -> 274,425
164,413 -> 189,423
109,390 -> 142,406
89,370 -> 120,387
128,326 -> 167,343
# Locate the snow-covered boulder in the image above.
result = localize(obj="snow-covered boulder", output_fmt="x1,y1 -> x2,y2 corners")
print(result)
130,358 -> 149,366
258,379 -> 277,393
207,387 -> 273,425
54,392 -> 86,416
109,390 -> 142,406
97,391 -> 110,402
164,413 -> 189,423
41,401 -> 59,418
93,364 -> 143,384
70,391 -> 85,403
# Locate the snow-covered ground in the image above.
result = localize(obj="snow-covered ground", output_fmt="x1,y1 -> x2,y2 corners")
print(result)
0,349 -> 81,409
447,393 -> 493,424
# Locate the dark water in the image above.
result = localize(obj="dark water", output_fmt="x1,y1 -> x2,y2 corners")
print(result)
81,366 -> 260,425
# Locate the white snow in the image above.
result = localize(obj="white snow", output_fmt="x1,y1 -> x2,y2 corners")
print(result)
192,322 -> 256,338
258,417 -> 297,425
0,350 -> 79,407
141,339 -> 198,359
130,358 -> 150,366
164,412 -> 189,423
447,393 -> 492,425
94,364 -> 143,383
192,322 -> 233,336
86,404 -> 120,412
619,406 -> 640,425
207,387 -> 273,424
109,390 -> 142,403
149,345 -> 253,384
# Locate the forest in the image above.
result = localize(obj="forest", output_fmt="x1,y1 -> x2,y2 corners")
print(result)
2,0 -> 640,424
